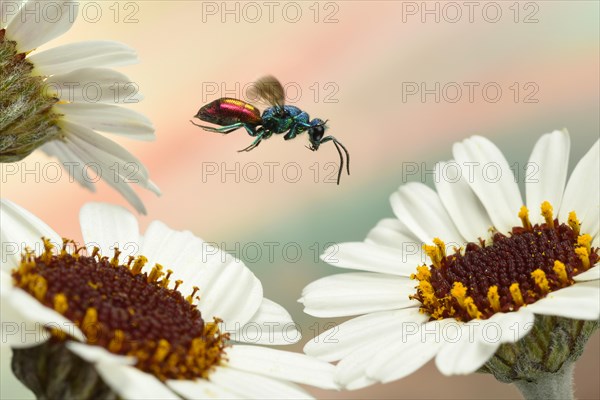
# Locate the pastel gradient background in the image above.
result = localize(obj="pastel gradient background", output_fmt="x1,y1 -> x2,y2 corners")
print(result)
1,1 -> 599,398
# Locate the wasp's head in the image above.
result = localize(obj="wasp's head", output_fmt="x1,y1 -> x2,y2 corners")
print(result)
308,119 -> 328,150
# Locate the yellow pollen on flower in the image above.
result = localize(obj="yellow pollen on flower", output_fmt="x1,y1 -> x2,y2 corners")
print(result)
131,255 -> 148,275
509,283 -> 524,307
148,264 -> 164,283
577,234 -> 592,255
91,246 -> 101,259
433,238 -> 446,259
451,282 -> 467,308
531,269 -> 549,294
463,297 -> 483,319
575,247 -> 590,270
553,261 -> 569,284
411,265 -> 431,281
31,275 -> 48,302
519,206 -> 532,230
568,211 -> 581,236
60,238 -> 69,256
153,339 -> 171,363
415,280 -> 436,306
40,237 -> 54,264
108,329 -> 125,353
174,280 -> 183,291
110,249 -> 122,267
541,201 -> 554,228
53,293 -> 68,314
160,269 -> 173,288
487,286 -> 501,312
423,244 -> 442,269
186,286 -> 200,304
51,328 -> 67,340
82,308 -> 98,329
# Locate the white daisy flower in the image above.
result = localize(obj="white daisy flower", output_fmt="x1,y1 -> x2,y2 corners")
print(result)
300,131 -> 599,396
0,200 -> 338,399
1,0 -> 158,213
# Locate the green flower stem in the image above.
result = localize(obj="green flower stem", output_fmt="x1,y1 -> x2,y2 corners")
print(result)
513,363 -> 574,400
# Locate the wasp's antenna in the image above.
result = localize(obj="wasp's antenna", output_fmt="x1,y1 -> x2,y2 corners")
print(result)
332,140 -> 344,185
333,138 -> 350,176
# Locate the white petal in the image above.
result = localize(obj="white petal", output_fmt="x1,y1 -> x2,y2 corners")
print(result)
227,298 -> 300,345
225,345 -> 338,390
41,141 -> 96,191
434,323 -> 500,376
389,182 -> 465,248
483,310 -> 535,344
167,379 -> 241,399
45,67 -> 143,104
140,221 -> 263,327
62,137 -> 148,214
526,281 -> 600,320
61,120 -> 157,192
434,312 -> 534,376
29,41 -> 137,76
1,271 -> 48,348
300,272 -> 418,317
335,328 -> 407,390
574,265 -> 600,281
79,202 -> 140,263
0,199 -> 61,273
364,218 -> 420,248
366,319 -> 450,383
453,136 -> 523,233
7,288 -> 85,341
525,131 -> 570,223
66,341 -> 135,365
434,161 -> 493,242
95,363 -> 180,400
6,0 -> 79,52
559,140 -> 599,229
209,366 -> 312,399
321,242 -> 421,277
584,205 -> 599,242
55,103 -> 154,140
304,308 -> 428,362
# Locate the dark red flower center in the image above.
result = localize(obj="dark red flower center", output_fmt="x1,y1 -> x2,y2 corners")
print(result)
411,203 -> 598,322
12,240 -> 228,380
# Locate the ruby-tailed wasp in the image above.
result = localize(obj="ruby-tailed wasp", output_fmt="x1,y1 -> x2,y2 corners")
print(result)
191,75 -> 350,185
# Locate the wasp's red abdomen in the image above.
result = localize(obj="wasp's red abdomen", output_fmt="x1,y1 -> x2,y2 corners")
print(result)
195,98 -> 262,126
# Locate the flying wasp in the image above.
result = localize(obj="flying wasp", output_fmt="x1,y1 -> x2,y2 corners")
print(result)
191,75 -> 350,185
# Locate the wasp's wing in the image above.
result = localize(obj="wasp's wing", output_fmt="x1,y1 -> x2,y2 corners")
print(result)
247,75 -> 285,109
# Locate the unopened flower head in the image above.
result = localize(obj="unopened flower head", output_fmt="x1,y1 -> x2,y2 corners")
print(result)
1,1 -> 158,213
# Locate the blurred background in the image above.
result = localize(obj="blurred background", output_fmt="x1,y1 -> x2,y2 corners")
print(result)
1,0 -> 599,398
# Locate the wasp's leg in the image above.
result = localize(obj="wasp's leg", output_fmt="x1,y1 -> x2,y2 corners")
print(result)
238,132 -> 264,152
283,125 -> 300,140
243,125 -> 261,137
190,121 -> 248,134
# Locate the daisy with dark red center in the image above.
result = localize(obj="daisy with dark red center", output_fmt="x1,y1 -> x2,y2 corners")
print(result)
300,131 -> 599,398
1,201 -> 338,399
